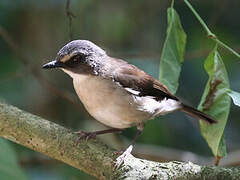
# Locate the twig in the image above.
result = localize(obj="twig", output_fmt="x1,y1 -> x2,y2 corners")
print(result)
66,0 -> 75,41
183,0 -> 240,59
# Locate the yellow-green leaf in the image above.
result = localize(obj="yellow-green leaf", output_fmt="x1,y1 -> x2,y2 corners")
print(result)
198,48 -> 230,158
159,7 -> 186,94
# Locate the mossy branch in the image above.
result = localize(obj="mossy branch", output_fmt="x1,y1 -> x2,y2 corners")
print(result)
0,101 -> 239,179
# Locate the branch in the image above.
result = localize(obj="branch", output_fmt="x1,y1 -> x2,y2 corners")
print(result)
0,101 -> 115,179
0,101 -> 239,180
134,143 -> 240,167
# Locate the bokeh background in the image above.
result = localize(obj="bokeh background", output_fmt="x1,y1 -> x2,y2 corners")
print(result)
0,0 -> 240,179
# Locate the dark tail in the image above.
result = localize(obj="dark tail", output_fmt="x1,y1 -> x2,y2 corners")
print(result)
181,104 -> 217,124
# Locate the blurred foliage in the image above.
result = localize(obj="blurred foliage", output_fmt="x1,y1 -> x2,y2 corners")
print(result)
0,138 -> 28,180
0,0 -> 240,179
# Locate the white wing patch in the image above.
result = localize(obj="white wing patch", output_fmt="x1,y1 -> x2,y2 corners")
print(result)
125,88 -> 141,95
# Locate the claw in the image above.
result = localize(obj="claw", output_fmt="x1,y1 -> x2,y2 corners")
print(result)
85,132 -> 97,141
75,131 -> 97,145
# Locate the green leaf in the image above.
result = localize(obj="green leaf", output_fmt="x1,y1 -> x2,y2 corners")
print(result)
159,7 -> 187,94
227,90 -> 240,106
0,138 -> 28,180
198,48 -> 230,158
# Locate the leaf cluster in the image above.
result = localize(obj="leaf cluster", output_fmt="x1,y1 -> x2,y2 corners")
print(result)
159,0 -> 240,164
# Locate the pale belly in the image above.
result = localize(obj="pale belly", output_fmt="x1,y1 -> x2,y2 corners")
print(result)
72,74 -> 153,129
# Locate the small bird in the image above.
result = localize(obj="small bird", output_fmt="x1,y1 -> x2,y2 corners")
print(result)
43,40 -> 216,167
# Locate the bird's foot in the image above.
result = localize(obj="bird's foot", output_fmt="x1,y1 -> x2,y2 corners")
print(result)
75,130 -> 97,144
114,145 -> 133,169
75,128 -> 123,145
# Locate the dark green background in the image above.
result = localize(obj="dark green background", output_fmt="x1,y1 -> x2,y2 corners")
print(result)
0,0 -> 240,179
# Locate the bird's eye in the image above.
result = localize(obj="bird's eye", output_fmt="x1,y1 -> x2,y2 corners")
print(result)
73,57 -> 78,62
71,54 -> 86,62
64,54 -> 86,68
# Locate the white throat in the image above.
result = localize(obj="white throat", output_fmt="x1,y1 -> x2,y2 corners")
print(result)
61,68 -> 79,79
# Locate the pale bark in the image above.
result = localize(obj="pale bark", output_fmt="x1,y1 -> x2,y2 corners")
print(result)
0,102 -> 239,180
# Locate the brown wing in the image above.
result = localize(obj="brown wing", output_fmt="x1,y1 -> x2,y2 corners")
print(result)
113,63 -> 179,101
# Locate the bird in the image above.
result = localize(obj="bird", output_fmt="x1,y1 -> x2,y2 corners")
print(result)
42,40 -> 217,167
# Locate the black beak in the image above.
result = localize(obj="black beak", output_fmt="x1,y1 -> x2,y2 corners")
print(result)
42,60 -> 64,69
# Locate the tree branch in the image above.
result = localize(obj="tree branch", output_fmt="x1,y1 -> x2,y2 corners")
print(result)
0,101 -> 239,179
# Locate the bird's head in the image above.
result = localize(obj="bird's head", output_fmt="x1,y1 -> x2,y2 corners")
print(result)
42,40 -> 106,77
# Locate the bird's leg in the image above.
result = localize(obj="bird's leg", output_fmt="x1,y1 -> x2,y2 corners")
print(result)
75,128 -> 122,144
115,123 -> 144,169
